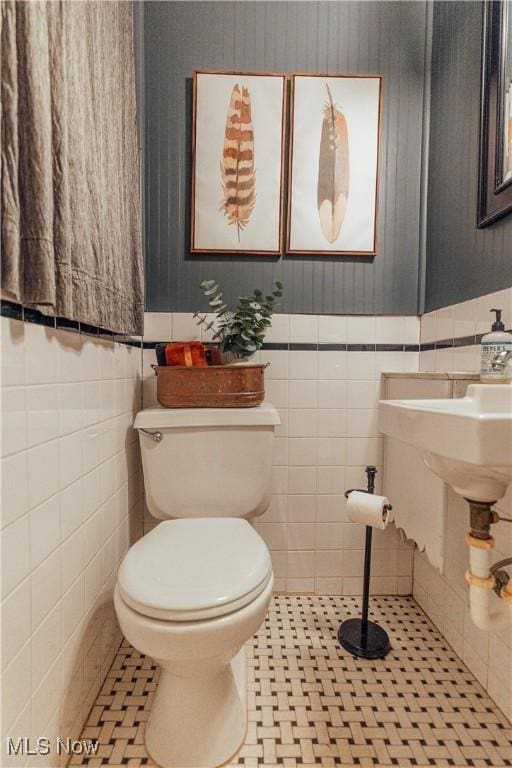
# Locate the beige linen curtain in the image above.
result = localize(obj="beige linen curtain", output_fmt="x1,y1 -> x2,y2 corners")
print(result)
1,0 -> 143,335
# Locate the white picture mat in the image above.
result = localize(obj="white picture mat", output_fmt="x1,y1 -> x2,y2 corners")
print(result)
289,76 -> 381,253
193,73 -> 284,252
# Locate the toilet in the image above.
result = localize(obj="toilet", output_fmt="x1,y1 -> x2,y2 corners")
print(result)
114,402 -> 280,768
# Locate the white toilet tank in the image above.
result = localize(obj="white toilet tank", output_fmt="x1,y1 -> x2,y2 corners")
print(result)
134,402 -> 280,520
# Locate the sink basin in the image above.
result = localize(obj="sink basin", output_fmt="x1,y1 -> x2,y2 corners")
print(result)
378,384 -> 512,501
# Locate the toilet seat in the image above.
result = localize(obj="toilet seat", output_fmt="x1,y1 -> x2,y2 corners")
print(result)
117,518 -> 272,622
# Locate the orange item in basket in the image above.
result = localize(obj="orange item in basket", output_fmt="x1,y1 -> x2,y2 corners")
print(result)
165,341 -> 207,367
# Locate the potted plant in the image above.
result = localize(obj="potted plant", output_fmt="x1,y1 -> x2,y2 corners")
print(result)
194,279 -> 283,363
151,280 -> 284,408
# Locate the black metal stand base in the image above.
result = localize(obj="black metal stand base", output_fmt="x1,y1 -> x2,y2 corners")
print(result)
338,617 -> 391,660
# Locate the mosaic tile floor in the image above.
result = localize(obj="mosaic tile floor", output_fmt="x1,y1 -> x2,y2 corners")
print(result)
71,595 -> 512,768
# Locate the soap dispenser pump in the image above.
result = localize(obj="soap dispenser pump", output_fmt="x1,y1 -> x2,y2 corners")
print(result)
480,309 -> 512,383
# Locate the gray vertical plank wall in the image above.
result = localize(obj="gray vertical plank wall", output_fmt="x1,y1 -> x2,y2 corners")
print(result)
143,1 -> 429,315
425,1 -> 512,313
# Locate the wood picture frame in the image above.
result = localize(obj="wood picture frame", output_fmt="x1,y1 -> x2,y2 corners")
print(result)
190,70 -> 287,254
478,0 -> 512,228
286,73 -> 383,256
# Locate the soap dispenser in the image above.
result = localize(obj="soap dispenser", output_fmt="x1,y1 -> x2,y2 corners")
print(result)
480,309 -> 512,383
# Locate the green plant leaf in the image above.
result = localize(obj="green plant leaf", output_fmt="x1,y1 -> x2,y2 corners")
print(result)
234,336 -> 257,352
196,278 -> 284,355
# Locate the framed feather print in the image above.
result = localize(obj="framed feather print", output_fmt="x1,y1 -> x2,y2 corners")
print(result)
287,74 -> 383,256
191,70 -> 286,254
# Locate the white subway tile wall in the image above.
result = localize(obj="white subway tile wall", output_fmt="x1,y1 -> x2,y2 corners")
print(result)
3,292 -> 511,755
142,313 -> 419,595
0,317 -> 144,766
418,287 -> 512,721
420,286 -> 512,375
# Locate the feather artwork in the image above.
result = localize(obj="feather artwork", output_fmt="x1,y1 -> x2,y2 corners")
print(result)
220,84 -> 256,240
317,83 -> 349,243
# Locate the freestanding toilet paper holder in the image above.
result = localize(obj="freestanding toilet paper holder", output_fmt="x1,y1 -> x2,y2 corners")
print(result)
338,465 -> 393,660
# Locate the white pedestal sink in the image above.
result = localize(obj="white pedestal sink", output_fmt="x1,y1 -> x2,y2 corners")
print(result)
378,384 -> 512,502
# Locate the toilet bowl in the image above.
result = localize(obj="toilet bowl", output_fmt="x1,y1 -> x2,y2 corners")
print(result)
115,517 -> 274,768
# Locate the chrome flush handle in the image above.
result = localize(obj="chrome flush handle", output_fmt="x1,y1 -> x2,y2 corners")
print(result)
137,428 -> 162,443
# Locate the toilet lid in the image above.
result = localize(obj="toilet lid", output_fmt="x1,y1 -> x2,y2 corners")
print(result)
117,518 -> 272,621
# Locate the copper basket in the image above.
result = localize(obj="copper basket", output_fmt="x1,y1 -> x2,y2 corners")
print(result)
151,363 -> 268,408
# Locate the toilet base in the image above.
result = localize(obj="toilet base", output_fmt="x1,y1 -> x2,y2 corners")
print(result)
145,647 -> 247,768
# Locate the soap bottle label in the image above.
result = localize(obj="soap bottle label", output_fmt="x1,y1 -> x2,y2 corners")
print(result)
480,341 -> 512,379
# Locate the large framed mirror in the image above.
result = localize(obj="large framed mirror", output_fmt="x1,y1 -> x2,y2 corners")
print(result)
478,0 -> 512,227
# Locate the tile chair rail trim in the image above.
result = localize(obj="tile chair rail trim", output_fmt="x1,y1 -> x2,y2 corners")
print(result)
142,340 -> 421,352
0,300 -> 143,348
421,331 -> 512,352
8,300 -> 509,352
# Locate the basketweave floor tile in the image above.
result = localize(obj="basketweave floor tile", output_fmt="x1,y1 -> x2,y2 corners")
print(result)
69,595 -> 512,767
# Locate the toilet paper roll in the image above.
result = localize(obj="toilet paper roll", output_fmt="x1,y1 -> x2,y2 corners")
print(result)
346,491 -> 392,530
